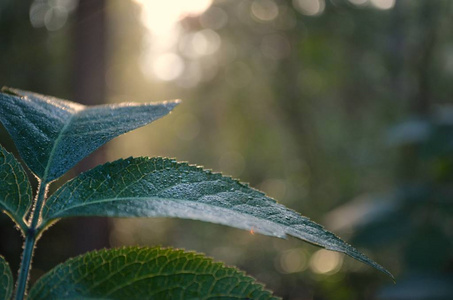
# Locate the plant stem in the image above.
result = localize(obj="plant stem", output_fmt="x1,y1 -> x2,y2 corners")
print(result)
15,181 -> 48,300
15,232 -> 36,300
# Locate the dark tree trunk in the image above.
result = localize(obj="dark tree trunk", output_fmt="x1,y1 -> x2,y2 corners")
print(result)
72,0 -> 110,253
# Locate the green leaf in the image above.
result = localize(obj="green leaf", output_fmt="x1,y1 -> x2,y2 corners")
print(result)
0,87 -> 180,182
41,157 -> 393,279
0,255 -> 13,300
0,144 -> 32,232
28,247 -> 278,300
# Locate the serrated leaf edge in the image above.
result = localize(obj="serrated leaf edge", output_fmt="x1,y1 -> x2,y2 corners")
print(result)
29,246 -> 279,300
0,255 -> 13,300
40,156 -> 393,280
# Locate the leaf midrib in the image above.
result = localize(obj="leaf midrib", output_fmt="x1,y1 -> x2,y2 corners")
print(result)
43,195 -> 285,228
42,195 -> 393,278
42,108 -> 84,182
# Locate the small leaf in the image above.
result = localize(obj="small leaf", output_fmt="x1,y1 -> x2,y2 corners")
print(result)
0,255 -> 13,300
28,247 -> 278,300
0,87 -> 180,182
0,144 -> 33,232
41,157 -> 393,278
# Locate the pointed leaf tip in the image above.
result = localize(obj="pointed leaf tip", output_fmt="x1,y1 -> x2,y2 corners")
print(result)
42,157 -> 393,278
0,88 -> 179,182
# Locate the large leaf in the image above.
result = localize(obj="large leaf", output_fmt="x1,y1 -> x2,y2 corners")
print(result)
28,247 -> 278,300
0,255 -> 13,300
41,157 -> 393,278
0,144 -> 32,231
0,87 -> 180,182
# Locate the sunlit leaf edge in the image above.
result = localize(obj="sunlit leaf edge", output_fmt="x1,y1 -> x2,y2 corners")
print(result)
0,255 -> 13,300
0,87 -> 180,182
0,144 -> 32,232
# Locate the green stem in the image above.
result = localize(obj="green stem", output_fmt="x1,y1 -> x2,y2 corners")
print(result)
15,232 -> 36,300
15,181 -> 48,300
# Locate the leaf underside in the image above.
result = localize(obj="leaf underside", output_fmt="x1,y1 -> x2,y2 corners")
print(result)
0,144 -> 32,231
42,157 -> 393,279
0,87 -> 180,182
28,247 -> 279,300
0,255 -> 13,300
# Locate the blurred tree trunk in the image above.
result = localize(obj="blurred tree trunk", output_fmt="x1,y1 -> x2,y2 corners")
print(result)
74,0 -> 107,105
413,1 -> 439,116
398,1 -> 443,181
71,0 -> 110,253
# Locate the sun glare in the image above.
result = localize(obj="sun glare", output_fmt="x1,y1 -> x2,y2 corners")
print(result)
132,0 -> 214,83
132,0 -> 212,35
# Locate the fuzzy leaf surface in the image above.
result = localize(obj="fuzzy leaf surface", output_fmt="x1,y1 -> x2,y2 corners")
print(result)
0,255 -> 13,300
42,157 -> 393,278
0,87 -> 179,182
28,247 -> 278,300
0,144 -> 32,231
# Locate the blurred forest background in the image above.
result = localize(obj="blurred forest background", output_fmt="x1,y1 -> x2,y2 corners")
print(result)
1,0 -> 453,299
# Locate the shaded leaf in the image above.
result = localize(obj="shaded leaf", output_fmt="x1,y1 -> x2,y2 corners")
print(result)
0,144 -> 32,231
41,157 -> 393,278
29,247 -> 278,300
0,255 -> 13,300
0,87 -> 180,182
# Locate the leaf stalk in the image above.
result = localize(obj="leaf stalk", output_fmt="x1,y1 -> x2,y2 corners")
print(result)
15,181 -> 48,300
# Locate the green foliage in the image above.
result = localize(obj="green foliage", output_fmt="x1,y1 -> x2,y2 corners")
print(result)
0,88 -> 392,299
0,146 -> 32,232
0,87 -> 179,182
40,157 -> 391,277
0,256 -> 13,300
28,247 -> 278,300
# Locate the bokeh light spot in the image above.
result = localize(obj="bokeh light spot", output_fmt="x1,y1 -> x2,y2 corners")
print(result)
177,62 -> 202,88
348,0 -> 368,5
152,53 -> 185,81
370,0 -> 395,10
192,29 -> 222,56
30,3 -> 48,28
251,0 -> 279,22
44,7 -> 68,31
309,249 -> 344,275
277,248 -> 308,274
29,0 -> 78,31
293,0 -> 325,16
